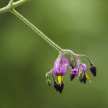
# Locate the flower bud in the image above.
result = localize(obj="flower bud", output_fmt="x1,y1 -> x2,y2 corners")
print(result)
90,65 -> 96,76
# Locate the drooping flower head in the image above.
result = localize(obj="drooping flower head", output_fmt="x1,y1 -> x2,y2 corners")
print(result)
45,49 -> 97,93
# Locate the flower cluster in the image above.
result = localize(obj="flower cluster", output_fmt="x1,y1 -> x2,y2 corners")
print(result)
46,50 -> 96,93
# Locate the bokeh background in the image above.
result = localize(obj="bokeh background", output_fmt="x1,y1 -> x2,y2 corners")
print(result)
0,0 -> 108,108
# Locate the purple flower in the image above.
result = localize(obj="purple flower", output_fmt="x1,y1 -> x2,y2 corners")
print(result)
78,64 -> 88,84
53,54 -> 69,76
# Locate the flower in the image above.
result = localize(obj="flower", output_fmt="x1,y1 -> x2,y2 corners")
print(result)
45,53 -> 70,93
53,54 -> 69,93
70,68 -> 78,80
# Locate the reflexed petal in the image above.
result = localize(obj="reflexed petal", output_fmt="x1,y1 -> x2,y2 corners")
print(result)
53,54 -> 69,75
47,79 -> 52,86
80,64 -> 87,72
45,71 -> 52,86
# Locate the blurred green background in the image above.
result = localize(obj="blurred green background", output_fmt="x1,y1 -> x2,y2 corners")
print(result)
0,0 -> 108,108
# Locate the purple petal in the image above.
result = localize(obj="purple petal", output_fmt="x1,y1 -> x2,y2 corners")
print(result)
72,68 -> 79,76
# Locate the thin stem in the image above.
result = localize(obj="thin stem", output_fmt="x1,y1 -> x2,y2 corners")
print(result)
11,9 -> 63,52
79,54 -> 93,65
0,0 -> 28,14
8,0 -> 14,6
63,49 -> 77,56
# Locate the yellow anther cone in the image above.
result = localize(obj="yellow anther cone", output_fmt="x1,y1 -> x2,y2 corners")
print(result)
86,73 -> 91,80
57,75 -> 63,85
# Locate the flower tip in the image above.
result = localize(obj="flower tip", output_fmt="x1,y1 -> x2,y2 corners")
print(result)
79,74 -> 87,84
54,82 -> 64,93
70,74 -> 75,81
90,65 -> 96,76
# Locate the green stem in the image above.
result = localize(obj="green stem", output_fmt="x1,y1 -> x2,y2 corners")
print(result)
8,0 -> 14,6
0,0 -> 28,14
80,54 -> 93,65
10,9 -> 63,52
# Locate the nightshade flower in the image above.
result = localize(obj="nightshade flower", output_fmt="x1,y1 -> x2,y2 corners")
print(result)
53,54 -> 69,93
70,68 -> 78,80
45,50 -> 97,93
79,64 -> 88,84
